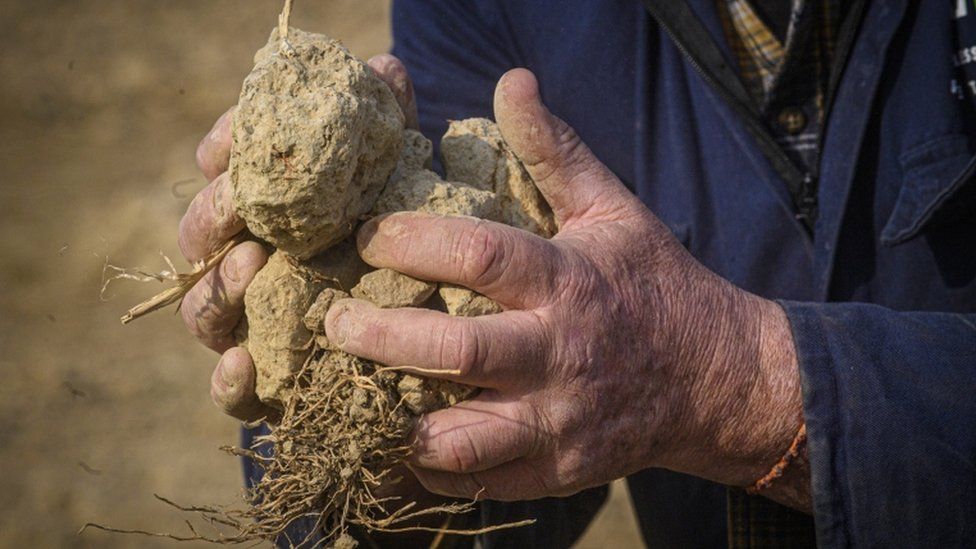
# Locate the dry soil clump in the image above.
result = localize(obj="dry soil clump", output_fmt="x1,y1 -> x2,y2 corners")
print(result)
231,27 -> 404,259
117,8 -> 552,547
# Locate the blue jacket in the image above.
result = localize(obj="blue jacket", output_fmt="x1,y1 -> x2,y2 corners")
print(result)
386,1 -> 976,547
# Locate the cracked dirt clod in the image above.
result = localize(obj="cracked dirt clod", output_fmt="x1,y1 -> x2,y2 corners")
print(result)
242,250 -> 330,407
351,268 -> 436,309
242,238 -> 371,407
230,27 -> 404,259
441,118 -> 557,237
373,168 -> 501,220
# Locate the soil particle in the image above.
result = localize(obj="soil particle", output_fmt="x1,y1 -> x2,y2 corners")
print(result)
397,374 -> 478,415
303,287 -> 350,334
350,268 -> 435,309
438,283 -> 503,317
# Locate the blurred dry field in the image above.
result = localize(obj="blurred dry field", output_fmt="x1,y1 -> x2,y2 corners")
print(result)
0,1 -> 642,547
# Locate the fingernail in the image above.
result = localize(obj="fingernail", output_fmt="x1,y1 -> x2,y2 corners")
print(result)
357,218 -> 380,254
358,213 -> 408,260
222,247 -> 242,283
331,310 -> 351,347
328,304 -> 358,348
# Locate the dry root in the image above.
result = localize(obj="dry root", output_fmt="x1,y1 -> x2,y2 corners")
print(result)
109,233 -> 247,325
84,345 -> 530,547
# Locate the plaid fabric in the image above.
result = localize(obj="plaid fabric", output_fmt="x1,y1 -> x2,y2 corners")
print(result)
717,0 -> 842,176
727,489 -> 817,549
721,0 -> 793,101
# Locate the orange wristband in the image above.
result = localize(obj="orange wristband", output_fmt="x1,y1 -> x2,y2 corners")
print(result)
746,421 -> 807,495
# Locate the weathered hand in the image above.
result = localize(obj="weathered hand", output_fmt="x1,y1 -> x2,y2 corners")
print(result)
179,54 -> 419,422
325,69 -> 807,506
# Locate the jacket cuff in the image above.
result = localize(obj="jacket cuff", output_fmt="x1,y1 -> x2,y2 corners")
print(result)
780,301 -> 976,547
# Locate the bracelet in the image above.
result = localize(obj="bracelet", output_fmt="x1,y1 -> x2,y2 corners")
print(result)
746,421 -> 807,495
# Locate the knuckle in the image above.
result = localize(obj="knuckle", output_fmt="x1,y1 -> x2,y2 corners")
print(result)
439,320 -> 485,378
524,120 -> 584,183
552,119 -> 584,159
371,320 -> 391,359
210,383 -> 225,409
181,283 -> 236,350
523,405 -> 552,458
177,214 -> 200,260
177,218 -> 193,260
457,221 -> 507,288
444,429 -> 483,473
210,369 -> 232,407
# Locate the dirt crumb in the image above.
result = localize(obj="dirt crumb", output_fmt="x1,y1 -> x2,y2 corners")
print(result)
397,374 -> 477,415
438,284 -> 503,317
351,268 -> 435,308
399,129 -> 433,172
303,287 -> 350,334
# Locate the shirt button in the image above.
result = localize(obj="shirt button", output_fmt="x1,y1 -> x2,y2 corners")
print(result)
777,107 -> 807,135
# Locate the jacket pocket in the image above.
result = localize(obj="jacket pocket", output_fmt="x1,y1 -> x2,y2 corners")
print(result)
881,134 -> 976,246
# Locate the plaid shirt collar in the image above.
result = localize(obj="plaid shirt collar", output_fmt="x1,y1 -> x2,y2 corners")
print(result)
717,0 -> 839,111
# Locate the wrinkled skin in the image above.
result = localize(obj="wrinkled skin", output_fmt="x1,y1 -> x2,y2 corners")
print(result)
180,57 -> 811,512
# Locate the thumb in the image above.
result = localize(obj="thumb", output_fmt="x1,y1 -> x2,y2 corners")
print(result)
493,68 -> 634,226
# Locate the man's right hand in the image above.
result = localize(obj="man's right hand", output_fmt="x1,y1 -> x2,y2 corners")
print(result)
179,54 -> 420,422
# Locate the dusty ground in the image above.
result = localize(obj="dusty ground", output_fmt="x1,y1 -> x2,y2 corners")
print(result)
0,1 -> 642,547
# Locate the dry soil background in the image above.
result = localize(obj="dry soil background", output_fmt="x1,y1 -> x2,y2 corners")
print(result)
0,1 -> 643,547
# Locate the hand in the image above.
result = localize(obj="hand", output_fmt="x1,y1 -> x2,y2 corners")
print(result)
179,54 -> 420,422
325,69 -> 809,509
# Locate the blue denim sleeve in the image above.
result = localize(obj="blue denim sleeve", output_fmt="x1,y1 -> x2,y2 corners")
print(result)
782,301 -> 976,547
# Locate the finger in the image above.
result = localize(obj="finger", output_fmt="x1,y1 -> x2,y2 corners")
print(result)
181,241 -> 267,353
409,395 -> 541,474
357,213 -> 561,308
196,107 -> 235,182
211,347 -> 277,422
178,172 -> 245,262
493,69 -> 636,227
368,54 -> 419,130
324,298 -> 546,388
410,458 -> 561,502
